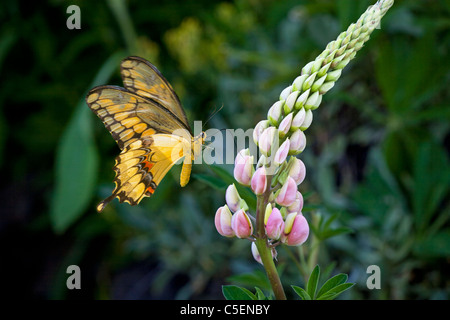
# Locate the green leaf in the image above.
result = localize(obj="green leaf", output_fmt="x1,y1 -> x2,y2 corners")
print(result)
306,265 -> 320,299
413,142 -> 450,233
255,287 -> 268,300
226,270 -> 272,291
413,230 -> 450,258
222,285 -> 256,300
291,285 -> 311,300
316,283 -> 354,300
50,52 -> 124,233
316,273 -> 348,299
193,173 -> 228,190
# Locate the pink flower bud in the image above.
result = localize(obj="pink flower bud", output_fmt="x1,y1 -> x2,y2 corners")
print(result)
231,209 -> 253,239
259,126 -> 278,157
265,207 -> 285,240
278,113 -> 293,138
251,242 -> 278,265
289,158 -> 306,185
251,242 -> 262,264
281,213 -> 309,246
276,177 -> 297,207
253,120 -> 269,145
267,101 -> 283,126
214,205 -> 235,237
251,166 -> 267,195
289,129 -> 306,155
234,149 -> 254,186
226,184 -> 241,212
274,139 -> 290,166
287,191 -> 304,213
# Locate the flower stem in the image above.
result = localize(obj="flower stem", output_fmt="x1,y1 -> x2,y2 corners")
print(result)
255,176 -> 287,300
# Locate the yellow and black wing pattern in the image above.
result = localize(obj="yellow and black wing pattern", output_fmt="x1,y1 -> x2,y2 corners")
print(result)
86,56 -> 193,212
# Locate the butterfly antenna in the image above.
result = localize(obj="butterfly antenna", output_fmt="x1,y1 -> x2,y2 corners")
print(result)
202,104 -> 224,130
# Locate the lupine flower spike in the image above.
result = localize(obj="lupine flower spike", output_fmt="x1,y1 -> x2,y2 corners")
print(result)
214,0 -> 394,300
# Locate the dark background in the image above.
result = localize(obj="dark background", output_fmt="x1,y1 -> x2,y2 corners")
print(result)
0,0 -> 449,300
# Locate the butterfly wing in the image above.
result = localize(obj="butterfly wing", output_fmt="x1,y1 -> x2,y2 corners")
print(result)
96,134 -> 192,212
86,57 -> 198,211
86,86 -> 191,149
120,56 -> 190,130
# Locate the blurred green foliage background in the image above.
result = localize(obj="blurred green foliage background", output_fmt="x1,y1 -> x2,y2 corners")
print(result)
1,0 -> 449,299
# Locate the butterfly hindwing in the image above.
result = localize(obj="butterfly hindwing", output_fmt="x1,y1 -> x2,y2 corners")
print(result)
96,134 -> 191,212
120,56 -> 190,129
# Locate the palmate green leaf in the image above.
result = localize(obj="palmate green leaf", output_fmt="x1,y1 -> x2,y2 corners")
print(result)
222,285 -> 256,300
306,265 -> 320,299
291,285 -> 311,300
50,52 -> 124,233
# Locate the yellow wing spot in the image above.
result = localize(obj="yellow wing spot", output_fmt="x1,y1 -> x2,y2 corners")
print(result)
87,92 -> 99,104
103,117 -> 113,125
97,109 -> 108,117
90,103 -> 100,110
133,123 -> 147,134
110,122 -> 124,133
119,129 -> 134,141
122,60 -> 135,68
102,99 -> 115,107
106,104 -> 133,114
114,112 -> 129,122
121,117 -> 141,128
141,128 -> 156,137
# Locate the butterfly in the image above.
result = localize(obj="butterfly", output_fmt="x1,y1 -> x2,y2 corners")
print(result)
86,56 -> 205,212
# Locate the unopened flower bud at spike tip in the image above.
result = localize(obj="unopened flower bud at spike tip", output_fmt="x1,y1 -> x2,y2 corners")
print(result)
278,113 -> 293,138
268,101 -> 283,126
291,108 -> 306,131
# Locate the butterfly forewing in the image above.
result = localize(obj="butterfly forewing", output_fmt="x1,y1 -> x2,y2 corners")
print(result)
87,86 -> 189,149
120,56 -> 190,131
